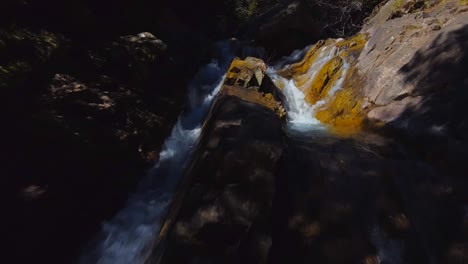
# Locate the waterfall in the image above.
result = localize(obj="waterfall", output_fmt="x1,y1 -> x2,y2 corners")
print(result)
79,41 -> 264,264
267,39 -> 349,131
268,71 -> 321,126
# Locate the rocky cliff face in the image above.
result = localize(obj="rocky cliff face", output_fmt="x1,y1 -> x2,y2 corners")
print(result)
314,0 -> 468,185
359,0 -> 468,136
270,0 -> 468,137
267,0 -> 468,262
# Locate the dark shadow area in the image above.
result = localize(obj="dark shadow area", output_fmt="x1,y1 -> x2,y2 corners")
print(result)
242,0 -> 384,58
1,33 -> 192,264
377,22 -> 468,263
1,1 -> 217,263
270,131 -> 433,264
153,93 -> 285,264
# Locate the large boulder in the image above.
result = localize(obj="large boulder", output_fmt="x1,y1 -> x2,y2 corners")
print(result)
146,57 -> 285,263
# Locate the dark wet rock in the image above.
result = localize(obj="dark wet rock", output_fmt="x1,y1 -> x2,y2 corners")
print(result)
269,132 -> 450,264
87,32 -> 169,86
147,57 -> 285,264
0,27 -> 69,90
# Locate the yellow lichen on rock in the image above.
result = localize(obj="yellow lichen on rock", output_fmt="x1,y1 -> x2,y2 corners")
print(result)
304,56 -> 344,105
316,88 -> 364,130
221,57 -> 285,118
336,33 -> 368,58
221,86 -> 285,118
315,67 -> 366,133
287,34 -> 368,133
226,57 -> 266,87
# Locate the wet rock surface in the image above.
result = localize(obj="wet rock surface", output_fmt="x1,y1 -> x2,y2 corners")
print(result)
156,96 -> 284,263
273,130 -> 466,264
147,57 -> 285,263
149,120 -> 466,264
149,121 -> 466,264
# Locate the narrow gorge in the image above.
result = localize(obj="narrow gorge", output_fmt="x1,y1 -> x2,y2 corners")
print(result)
3,0 -> 467,263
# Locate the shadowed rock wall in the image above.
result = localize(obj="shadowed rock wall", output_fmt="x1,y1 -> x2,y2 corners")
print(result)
146,57 -> 285,264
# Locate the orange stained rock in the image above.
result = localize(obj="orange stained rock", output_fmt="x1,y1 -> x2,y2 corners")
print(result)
221,85 -> 285,118
315,68 -> 366,134
226,57 -> 266,87
304,56 -> 344,105
335,33 -> 368,54
284,34 -> 369,133
313,35 -> 368,133
291,43 -> 339,88
279,34 -> 367,82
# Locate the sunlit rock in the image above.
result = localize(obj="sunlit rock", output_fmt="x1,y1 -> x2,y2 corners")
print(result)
270,34 -> 368,132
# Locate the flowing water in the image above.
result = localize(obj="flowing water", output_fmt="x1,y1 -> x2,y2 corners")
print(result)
80,38 -> 453,263
79,41 -> 264,264
267,40 -> 347,132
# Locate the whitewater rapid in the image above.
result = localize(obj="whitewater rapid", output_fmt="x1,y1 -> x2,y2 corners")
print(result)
79,41 -> 263,264
267,41 -> 348,132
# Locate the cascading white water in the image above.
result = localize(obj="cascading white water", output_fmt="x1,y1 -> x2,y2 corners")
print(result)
267,40 -> 348,131
79,41 -> 264,264
268,71 -> 321,126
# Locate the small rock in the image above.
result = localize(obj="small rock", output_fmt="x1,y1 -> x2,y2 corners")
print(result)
430,24 -> 442,31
